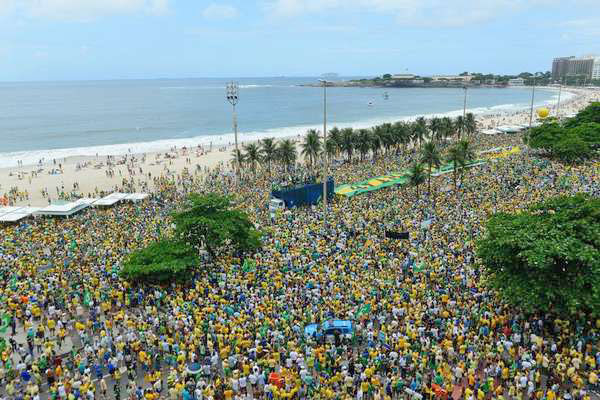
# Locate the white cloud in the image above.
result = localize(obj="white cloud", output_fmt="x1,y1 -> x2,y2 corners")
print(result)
20,0 -> 169,20
560,18 -> 600,40
264,0 -> 533,27
0,0 -> 15,15
202,3 -> 238,20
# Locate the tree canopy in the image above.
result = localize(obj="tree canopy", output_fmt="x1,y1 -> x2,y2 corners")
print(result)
120,239 -> 199,283
526,103 -> 600,163
477,194 -> 600,317
172,193 -> 262,258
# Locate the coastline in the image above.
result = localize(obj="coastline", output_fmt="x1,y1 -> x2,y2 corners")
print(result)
1,87 -> 593,207
0,86 -> 569,169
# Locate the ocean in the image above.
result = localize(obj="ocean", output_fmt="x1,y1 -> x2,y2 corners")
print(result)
0,77 -> 563,168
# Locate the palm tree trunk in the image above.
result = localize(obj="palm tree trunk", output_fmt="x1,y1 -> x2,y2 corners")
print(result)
453,168 -> 457,191
427,163 -> 432,194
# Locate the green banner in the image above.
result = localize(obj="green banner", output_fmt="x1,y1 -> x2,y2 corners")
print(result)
335,172 -> 410,198
335,160 -> 486,198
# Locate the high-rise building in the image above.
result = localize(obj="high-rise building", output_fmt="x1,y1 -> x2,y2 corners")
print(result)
552,55 -> 599,82
592,59 -> 600,80
552,57 -> 574,81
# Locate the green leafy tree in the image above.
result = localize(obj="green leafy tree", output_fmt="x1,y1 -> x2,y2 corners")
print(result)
569,122 -> 600,147
527,121 -> 598,163
369,129 -> 382,159
392,122 -> 410,154
429,117 -> 443,143
325,137 -> 338,161
340,128 -> 355,162
413,117 -> 428,148
231,148 -> 245,176
408,162 -> 426,198
420,141 -> 441,195
301,129 -> 322,168
277,139 -> 297,172
172,193 -> 262,258
120,239 -> 199,283
356,129 -> 372,161
454,115 -> 465,140
440,117 -> 454,143
477,194 -> 600,316
564,102 -> 600,128
260,138 -> 278,175
446,143 -> 465,192
377,123 -> 395,154
328,127 -> 342,157
552,133 -> 592,163
243,143 -> 261,176
464,113 -> 477,137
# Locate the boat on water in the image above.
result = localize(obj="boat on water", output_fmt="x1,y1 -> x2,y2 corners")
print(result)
383,92 -> 389,100
368,101 -> 373,107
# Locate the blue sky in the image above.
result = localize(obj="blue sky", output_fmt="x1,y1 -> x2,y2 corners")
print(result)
0,0 -> 598,81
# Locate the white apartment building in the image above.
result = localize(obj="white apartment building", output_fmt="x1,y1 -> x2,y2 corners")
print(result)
592,58 -> 600,80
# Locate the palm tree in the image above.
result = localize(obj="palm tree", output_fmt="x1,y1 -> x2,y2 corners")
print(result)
458,139 -> 475,162
301,129 -> 322,168
392,122 -> 410,154
339,128 -> 355,162
325,137 -> 337,161
464,113 -> 477,137
446,144 -> 465,192
378,123 -> 395,154
429,117 -> 443,143
454,115 -> 465,140
260,138 -> 277,175
408,162 -> 427,198
369,129 -> 382,159
440,117 -> 454,144
457,139 -> 476,187
328,127 -> 342,156
277,139 -> 297,172
356,129 -> 372,161
243,143 -> 260,176
420,141 -> 441,195
412,118 -> 428,148
231,148 -> 245,176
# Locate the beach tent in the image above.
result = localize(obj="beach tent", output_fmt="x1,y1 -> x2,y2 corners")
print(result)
481,129 -> 500,135
0,206 -> 42,223
35,200 -> 90,217
93,192 -> 130,207
497,125 -> 524,134
123,193 -> 149,202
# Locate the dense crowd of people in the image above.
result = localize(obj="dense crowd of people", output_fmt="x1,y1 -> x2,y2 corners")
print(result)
0,130 -> 599,400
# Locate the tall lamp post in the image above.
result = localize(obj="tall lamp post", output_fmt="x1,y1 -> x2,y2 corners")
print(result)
318,79 -> 329,212
462,85 -> 468,119
556,77 -> 564,120
529,73 -> 538,129
226,82 -> 240,184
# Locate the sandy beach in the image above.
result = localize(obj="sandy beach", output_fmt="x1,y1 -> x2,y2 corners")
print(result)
1,87 -> 596,207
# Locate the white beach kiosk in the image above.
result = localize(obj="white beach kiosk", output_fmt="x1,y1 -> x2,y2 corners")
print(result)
0,206 -> 42,222
35,198 -> 94,217
0,192 -> 149,222
92,192 -> 148,207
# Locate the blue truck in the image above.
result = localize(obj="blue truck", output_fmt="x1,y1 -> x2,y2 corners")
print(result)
304,320 -> 353,341
270,178 -> 335,210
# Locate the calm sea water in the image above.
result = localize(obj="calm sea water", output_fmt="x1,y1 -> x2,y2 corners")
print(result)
0,77 -> 561,167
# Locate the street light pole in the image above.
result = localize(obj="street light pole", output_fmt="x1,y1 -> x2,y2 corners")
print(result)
462,85 -> 467,119
226,82 -> 240,184
319,79 -> 329,212
529,74 -> 537,129
556,77 -> 563,120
